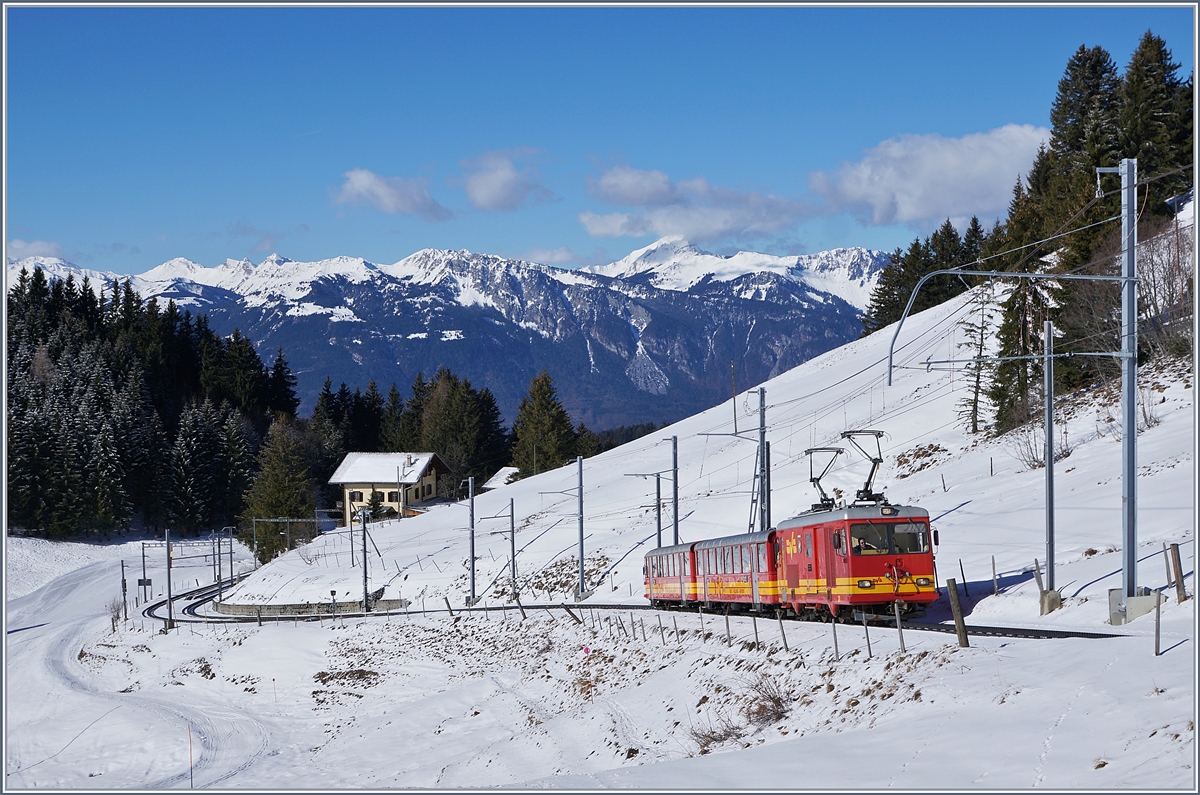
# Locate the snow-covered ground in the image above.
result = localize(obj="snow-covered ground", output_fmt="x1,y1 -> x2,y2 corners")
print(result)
5,289 -> 1195,789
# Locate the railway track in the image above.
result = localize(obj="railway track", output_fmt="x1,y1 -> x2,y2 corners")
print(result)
145,584 -> 1126,640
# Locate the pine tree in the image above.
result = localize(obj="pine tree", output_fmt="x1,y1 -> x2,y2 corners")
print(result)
955,282 -> 998,434
240,417 -> 315,562
379,383 -> 405,452
419,369 -> 481,489
169,400 -> 223,535
265,347 -> 300,418
574,422 -> 602,459
475,388 -> 511,480
510,372 -> 575,478
1050,44 -> 1121,168
367,489 -> 385,520
221,407 -> 255,527
398,373 -> 430,451
1118,31 -> 1190,214
91,422 -> 131,534
358,380 -> 385,452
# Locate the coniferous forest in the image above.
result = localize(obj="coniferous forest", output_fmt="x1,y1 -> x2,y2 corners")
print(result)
862,30 -> 1193,435
6,269 -> 300,538
6,269 -> 646,538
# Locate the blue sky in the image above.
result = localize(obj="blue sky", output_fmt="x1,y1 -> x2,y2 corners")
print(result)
5,5 -> 1195,275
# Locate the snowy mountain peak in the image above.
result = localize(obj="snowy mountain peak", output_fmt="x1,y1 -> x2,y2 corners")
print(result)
580,237 -> 888,305
584,236 -> 709,280
141,257 -> 208,283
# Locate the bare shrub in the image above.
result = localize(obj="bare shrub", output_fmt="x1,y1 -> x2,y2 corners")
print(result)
742,674 -> 791,726
688,712 -> 743,755
1004,422 -> 1071,470
1139,388 -> 1162,430
107,597 -> 123,633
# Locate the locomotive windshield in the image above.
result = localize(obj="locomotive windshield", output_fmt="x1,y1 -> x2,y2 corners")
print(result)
850,522 -> 929,555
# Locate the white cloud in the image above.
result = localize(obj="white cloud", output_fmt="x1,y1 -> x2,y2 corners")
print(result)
523,246 -> 578,265
588,165 -> 675,206
6,239 -> 63,261
335,168 -> 452,221
580,166 -> 806,243
522,245 -> 610,268
461,150 -> 551,212
809,124 -> 1050,227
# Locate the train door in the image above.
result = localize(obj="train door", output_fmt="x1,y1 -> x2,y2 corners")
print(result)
679,552 -> 688,601
751,542 -> 761,606
825,524 -> 845,610
783,531 -> 800,601
805,530 -> 817,596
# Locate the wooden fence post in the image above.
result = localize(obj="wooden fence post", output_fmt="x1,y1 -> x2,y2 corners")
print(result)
946,578 -> 969,648
1170,544 -> 1187,604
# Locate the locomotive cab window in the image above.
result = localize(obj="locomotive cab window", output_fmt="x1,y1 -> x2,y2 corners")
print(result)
850,523 -> 889,554
892,523 -> 929,554
850,522 -> 930,555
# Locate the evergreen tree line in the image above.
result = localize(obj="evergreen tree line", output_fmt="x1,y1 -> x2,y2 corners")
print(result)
7,266 -> 671,541
862,30 -> 1193,436
305,368 -> 654,504
7,267 -> 300,537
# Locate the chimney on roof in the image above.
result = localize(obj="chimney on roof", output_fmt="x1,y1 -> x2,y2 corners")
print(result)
406,454 -> 414,466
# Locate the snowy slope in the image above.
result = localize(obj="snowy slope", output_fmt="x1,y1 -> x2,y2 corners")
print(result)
5,289 -> 1195,789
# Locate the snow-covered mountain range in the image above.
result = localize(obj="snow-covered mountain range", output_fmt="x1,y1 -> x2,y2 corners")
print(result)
7,239 -> 889,427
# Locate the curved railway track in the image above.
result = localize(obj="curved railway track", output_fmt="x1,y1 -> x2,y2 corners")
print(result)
145,582 -> 1125,641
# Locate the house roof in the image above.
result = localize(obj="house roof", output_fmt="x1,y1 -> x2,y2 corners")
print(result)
328,452 -> 445,486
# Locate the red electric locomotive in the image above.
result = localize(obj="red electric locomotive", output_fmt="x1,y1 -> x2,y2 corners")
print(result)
645,430 -> 939,620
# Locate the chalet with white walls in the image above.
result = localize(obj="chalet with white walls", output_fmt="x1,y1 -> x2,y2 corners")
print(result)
328,452 -> 450,526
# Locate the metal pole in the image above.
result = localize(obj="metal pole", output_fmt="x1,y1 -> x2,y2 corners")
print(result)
1120,157 -> 1138,600
217,529 -> 223,602
577,457 -> 585,597
468,476 -> 476,604
758,388 -> 768,535
121,560 -> 127,622
509,498 -> 517,600
1044,319 -> 1055,593
228,528 -> 233,587
141,543 -> 147,602
672,436 -> 679,546
252,518 -> 258,566
655,473 -> 662,549
165,527 -> 174,630
363,509 -> 370,611
731,360 -> 738,434
765,440 -> 771,529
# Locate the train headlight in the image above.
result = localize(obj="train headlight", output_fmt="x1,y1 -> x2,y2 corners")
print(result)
916,577 -> 932,586
857,579 -> 874,589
